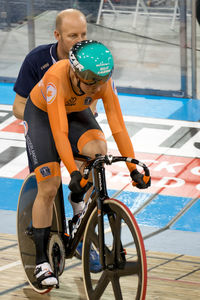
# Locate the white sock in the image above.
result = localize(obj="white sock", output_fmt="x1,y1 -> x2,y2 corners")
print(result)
68,192 -> 85,215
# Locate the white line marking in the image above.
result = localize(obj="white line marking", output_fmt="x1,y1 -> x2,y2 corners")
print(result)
0,260 -> 21,272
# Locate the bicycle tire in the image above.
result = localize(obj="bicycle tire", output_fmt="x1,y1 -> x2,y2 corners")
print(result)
82,198 -> 147,300
17,173 -> 60,293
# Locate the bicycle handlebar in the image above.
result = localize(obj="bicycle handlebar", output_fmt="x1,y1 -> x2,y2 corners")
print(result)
79,154 -> 150,188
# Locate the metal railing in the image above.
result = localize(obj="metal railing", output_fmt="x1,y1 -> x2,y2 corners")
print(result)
0,0 -> 199,99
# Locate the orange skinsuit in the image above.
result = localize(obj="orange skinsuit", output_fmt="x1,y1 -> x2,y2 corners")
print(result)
30,59 -> 136,175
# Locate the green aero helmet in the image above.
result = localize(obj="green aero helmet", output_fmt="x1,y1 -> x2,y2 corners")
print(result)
69,40 -> 114,84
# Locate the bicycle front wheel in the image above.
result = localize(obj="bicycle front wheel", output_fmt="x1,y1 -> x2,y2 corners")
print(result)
82,198 -> 147,300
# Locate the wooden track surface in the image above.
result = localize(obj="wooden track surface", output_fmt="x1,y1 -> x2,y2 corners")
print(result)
0,233 -> 200,299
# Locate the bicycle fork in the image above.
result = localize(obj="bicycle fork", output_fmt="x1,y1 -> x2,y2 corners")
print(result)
93,163 -> 108,269
93,163 -> 127,270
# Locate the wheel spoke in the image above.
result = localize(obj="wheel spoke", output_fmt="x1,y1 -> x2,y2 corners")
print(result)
87,219 -> 113,262
108,212 -> 121,242
92,270 -> 110,298
88,229 -> 99,248
107,213 -> 121,251
108,212 -> 127,266
111,274 -> 123,300
113,214 -> 122,260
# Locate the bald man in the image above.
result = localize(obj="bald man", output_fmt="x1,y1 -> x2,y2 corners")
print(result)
13,8 -> 97,120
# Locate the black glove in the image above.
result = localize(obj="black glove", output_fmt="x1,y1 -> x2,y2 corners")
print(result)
130,169 -> 151,189
69,170 -> 89,194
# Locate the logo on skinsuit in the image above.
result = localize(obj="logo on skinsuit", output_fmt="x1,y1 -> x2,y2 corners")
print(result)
65,97 -> 77,106
84,97 -> 92,105
40,166 -> 51,177
46,82 -> 57,104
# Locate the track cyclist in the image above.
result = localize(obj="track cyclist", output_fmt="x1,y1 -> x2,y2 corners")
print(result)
23,39 -> 151,287
13,9 -> 100,274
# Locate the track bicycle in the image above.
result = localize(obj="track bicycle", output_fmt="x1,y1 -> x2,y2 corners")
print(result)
17,154 -> 150,299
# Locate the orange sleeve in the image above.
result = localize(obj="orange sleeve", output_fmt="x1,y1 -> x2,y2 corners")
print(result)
102,80 -> 136,172
45,75 -> 78,175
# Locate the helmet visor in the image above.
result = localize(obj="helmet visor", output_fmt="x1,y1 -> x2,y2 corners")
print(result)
75,68 -> 112,85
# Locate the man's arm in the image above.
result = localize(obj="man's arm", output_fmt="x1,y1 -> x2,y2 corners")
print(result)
13,93 -> 27,120
13,48 -> 42,120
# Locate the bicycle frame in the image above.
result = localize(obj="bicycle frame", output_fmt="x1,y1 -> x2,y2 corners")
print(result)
60,156 -> 109,262
57,154 -> 149,268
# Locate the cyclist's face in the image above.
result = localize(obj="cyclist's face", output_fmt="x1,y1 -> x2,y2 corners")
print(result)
79,79 -> 106,95
54,15 -> 87,59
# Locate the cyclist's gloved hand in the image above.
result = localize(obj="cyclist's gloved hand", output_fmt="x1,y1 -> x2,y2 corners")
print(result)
130,169 -> 151,189
69,170 -> 88,194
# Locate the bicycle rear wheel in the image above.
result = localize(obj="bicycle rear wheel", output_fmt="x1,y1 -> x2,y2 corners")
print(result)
17,173 -> 62,293
82,198 -> 147,300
